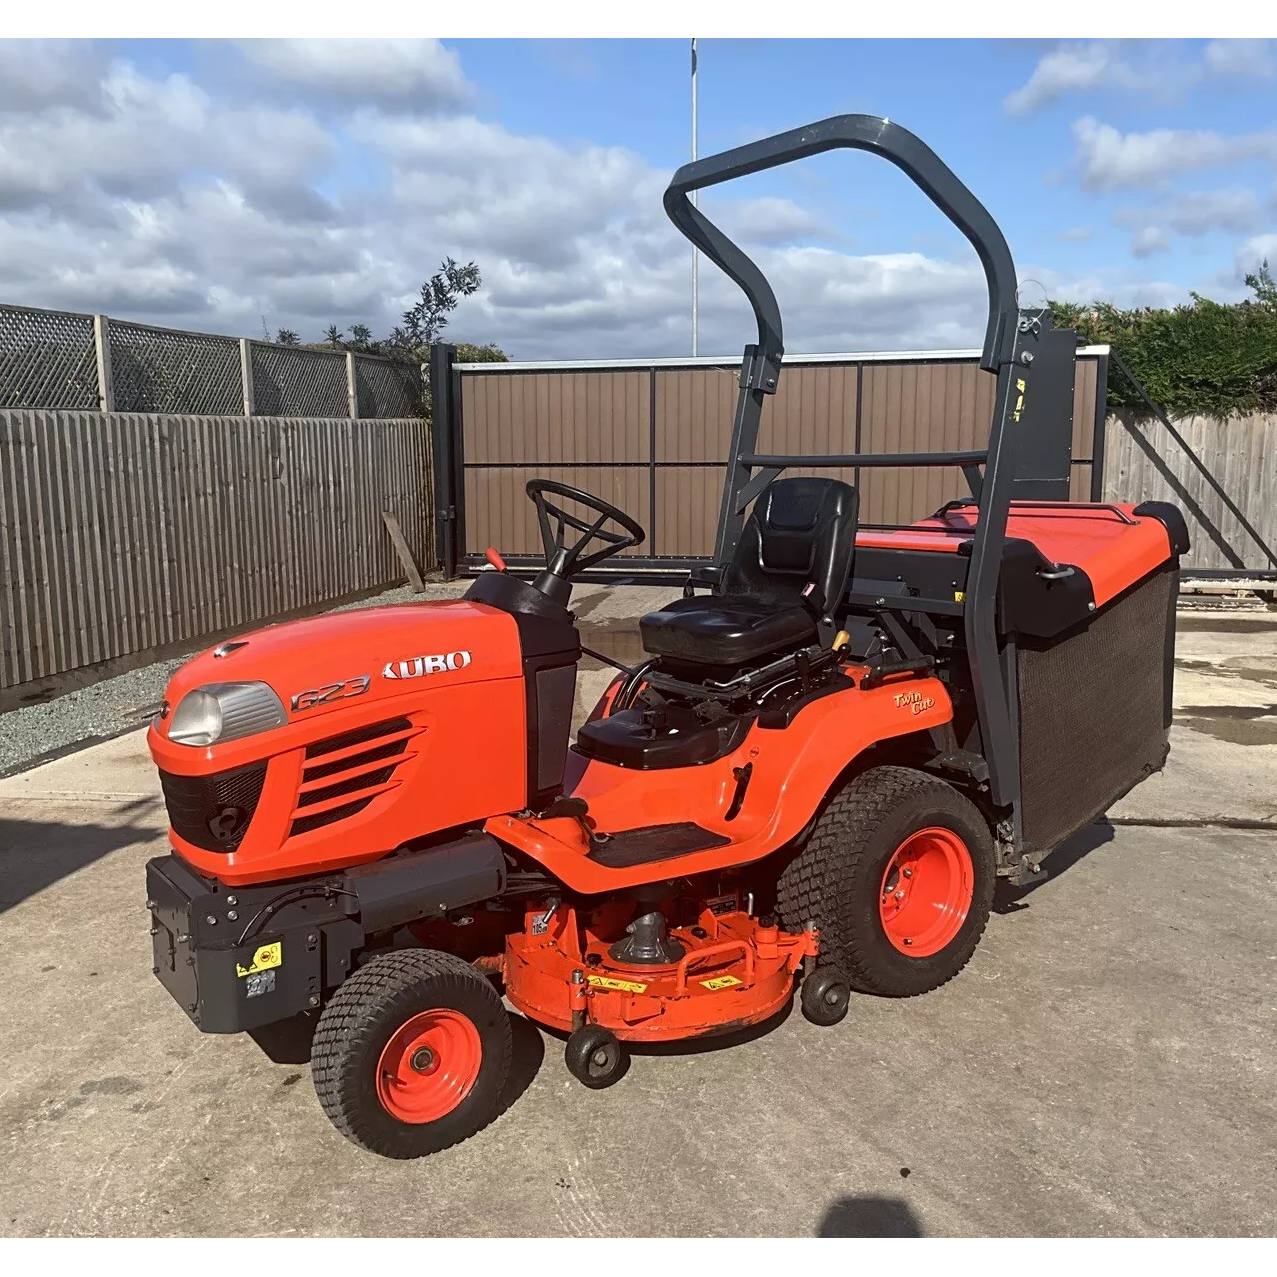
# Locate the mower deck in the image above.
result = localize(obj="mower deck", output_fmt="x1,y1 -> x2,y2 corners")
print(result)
505,901 -> 818,1042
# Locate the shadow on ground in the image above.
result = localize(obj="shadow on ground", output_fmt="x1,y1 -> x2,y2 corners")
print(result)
817,1195 -> 924,1237
0,799 -> 165,913
992,819 -> 1116,915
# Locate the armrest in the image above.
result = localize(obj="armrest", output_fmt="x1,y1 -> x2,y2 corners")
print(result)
682,564 -> 724,598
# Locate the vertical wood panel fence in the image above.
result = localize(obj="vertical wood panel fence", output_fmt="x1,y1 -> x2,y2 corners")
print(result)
1,300 -> 431,700
0,409 -> 431,694
1101,410 -> 1277,575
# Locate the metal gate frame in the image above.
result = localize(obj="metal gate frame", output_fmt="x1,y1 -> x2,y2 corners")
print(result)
430,343 -> 1111,582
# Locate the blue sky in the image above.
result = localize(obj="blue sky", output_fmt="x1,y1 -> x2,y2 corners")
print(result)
1,38 -> 1274,358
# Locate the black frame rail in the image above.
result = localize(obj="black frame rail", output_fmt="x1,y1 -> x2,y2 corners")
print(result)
429,114 -> 1121,816
661,114 -> 1033,811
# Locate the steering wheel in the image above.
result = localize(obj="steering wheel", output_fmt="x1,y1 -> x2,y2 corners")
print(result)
526,479 -> 646,580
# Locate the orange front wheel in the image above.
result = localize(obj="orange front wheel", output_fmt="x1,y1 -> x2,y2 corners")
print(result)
376,1008 -> 484,1123
312,949 -> 512,1159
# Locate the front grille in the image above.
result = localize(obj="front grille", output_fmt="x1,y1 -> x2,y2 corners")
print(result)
289,716 -> 415,839
160,762 -> 267,852
290,797 -> 376,837
296,765 -> 398,808
306,717 -> 412,758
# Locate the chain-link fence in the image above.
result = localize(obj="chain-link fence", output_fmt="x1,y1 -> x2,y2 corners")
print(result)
250,341 -> 349,417
0,303 -> 99,409
0,301 -> 425,418
110,319 -> 242,415
355,353 -> 423,419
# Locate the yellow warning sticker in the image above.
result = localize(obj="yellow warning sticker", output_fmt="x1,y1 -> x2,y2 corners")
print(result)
236,942 -> 282,978
954,590 -> 965,603
587,974 -> 648,994
701,974 -> 743,991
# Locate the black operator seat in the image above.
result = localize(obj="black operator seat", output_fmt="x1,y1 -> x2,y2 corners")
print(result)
639,476 -> 859,666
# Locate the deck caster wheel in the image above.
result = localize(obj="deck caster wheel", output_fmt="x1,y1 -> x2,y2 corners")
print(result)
801,966 -> 851,1026
565,1024 -> 628,1089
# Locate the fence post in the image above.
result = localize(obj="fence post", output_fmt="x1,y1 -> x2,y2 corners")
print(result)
239,339 -> 255,416
1090,351 -> 1109,503
346,352 -> 358,420
93,314 -> 114,412
428,343 -> 459,578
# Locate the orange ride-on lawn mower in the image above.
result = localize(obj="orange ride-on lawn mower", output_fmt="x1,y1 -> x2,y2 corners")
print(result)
144,116 -> 1188,1159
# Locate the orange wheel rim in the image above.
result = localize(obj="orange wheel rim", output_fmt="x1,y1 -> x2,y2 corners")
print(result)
879,827 -> 974,958
376,1009 -> 482,1124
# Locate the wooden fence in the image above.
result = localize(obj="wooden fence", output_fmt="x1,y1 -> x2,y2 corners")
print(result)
0,409 -> 431,695
445,348 -> 1108,572
1100,410 -> 1277,574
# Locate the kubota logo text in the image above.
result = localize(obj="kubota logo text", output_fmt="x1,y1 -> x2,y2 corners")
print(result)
382,650 -> 472,680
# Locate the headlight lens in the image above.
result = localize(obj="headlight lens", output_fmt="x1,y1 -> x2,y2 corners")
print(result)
168,682 -> 286,746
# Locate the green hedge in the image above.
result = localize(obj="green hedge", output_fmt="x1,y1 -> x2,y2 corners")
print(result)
1051,263 -> 1277,417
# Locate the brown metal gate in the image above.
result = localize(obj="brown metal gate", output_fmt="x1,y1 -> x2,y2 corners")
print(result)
433,347 -> 1107,576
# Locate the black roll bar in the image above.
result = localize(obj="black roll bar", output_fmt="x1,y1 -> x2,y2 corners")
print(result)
662,113 -> 1043,831
663,114 -> 1020,376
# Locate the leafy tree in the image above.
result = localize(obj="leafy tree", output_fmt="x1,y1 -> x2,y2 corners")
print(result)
309,261 -> 497,363
275,328 -> 301,346
389,258 -> 482,355
1050,269 -> 1277,416
454,342 -> 508,363
1244,259 -> 1276,309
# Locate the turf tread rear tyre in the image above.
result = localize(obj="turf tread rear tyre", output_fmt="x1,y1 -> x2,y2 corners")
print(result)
775,765 -> 995,998
311,948 -> 510,1159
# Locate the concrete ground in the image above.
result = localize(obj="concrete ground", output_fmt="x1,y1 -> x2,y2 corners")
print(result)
0,597 -> 1274,1237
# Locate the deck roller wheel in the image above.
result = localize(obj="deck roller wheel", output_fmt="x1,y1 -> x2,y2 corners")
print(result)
801,965 -> 851,1026
565,1024 -> 629,1088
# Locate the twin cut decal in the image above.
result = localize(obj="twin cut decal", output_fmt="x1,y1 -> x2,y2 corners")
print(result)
383,650 -> 472,680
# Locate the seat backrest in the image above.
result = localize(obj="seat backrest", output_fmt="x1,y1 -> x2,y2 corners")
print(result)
720,476 -> 859,610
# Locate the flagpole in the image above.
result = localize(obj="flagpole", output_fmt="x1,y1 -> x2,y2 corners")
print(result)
691,37 -> 699,358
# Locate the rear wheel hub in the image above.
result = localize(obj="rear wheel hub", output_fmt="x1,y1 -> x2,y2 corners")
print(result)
879,826 -> 974,958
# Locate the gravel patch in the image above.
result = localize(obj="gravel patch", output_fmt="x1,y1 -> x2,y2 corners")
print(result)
0,582 -> 468,778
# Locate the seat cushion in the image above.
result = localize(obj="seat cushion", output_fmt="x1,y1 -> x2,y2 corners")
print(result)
639,594 -> 816,666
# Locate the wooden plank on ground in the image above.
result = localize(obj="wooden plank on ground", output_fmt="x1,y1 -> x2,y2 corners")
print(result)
381,510 -> 425,592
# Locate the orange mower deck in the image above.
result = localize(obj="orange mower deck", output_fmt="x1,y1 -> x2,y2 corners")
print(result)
504,900 -> 819,1042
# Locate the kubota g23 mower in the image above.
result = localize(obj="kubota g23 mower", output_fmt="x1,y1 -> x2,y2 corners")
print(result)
144,116 -> 1188,1158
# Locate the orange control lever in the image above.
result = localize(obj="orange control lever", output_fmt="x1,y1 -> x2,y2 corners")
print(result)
484,546 -> 508,572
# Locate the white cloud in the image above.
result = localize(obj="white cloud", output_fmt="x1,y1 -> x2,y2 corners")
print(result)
0,39 -> 112,113
1059,226 -> 1093,242
236,39 -> 471,110
1005,42 -> 1171,115
1072,117 -> 1277,190
710,197 -> 826,246
0,42 -> 1218,361
1112,187 -> 1264,255
1204,39 -> 1276,80
1129,226 -> 1171,258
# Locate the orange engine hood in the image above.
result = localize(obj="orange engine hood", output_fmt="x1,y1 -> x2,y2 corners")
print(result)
149,599 -> 530,884
156,599 -> 523,746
